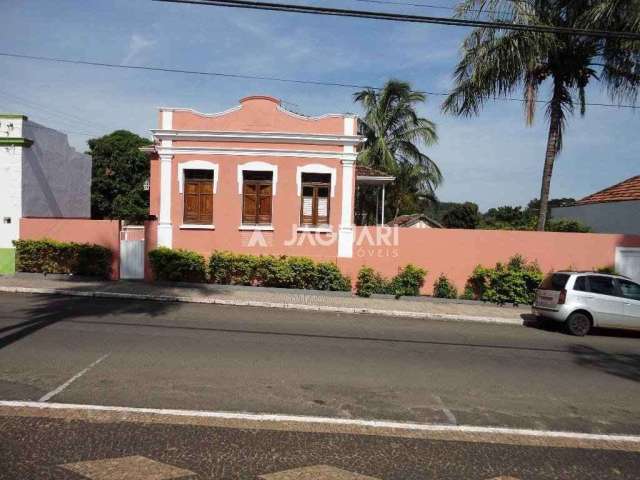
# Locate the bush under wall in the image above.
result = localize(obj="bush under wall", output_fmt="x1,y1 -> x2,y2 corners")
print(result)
148,247 -> 207,282
208,250 -> 351,291
466,254 -> 543,305
355,264 -> 427,298
433,274 -> 458,299
13,239 -> 112,278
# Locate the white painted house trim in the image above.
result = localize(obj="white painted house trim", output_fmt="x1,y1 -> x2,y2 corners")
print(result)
296,164 -> 337,197
151,129 -> 364,146
177,160 -> 219,194
157,153 -> 173,248
156,146 -> 357,162
237,161 -> 278,195
337,158 -> 355,258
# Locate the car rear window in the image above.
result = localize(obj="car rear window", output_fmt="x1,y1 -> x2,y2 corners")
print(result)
539,273 -> 570,291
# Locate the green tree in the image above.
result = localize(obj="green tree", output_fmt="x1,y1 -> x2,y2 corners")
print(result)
442,202 -> 481,229
443,1 -> 640,231
89,130 -> 152,222
354,80 -> 442,222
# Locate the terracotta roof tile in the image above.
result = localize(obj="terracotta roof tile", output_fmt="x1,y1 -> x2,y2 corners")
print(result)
577,175 -> 640,205
355,165 -> 392,177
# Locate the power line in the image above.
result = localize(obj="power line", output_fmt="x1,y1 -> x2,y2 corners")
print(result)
154,0 -> 640,40
0,50 -> 638,109
0,89 -> 110,133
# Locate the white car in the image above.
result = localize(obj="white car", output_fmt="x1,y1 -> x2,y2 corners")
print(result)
532,272 -> 640,336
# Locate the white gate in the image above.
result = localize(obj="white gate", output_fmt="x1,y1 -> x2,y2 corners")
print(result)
616,247 -> 640,283
120,227 -> 145,280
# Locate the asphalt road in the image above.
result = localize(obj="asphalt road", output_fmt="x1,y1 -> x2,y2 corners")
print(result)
1,292 -> 640,433
2,292 -> 640,479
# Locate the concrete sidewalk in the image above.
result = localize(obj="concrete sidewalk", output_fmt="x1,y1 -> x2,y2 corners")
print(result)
0,275 -> 529,325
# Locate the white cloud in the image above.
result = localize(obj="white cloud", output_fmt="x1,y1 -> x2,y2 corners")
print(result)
122,33 -> 156,65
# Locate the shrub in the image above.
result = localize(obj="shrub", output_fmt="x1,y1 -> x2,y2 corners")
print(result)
433,274 -> 458,299
287,256 -> 317,289
594,265 -> 619,275
389,264 -> 427,297
466,254 -> 543,305
315,262 -> 351,291
545,218 -> 591,233
208,251 -> 351,291
148,247 -> 206,282
14,239 -> 112,278
356,264 -> 426,297
355,266 -> 390,297
255,255 -> 292,287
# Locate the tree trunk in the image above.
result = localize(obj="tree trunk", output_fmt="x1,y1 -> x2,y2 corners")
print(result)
536,88 -> 563,231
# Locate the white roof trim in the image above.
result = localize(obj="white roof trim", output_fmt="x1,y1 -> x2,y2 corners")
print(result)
151,129 -> 364,146
156,146 -> 357,162
157,104 -> 357,121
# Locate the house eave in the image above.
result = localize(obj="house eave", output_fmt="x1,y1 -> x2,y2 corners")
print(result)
150,129 -> 365,146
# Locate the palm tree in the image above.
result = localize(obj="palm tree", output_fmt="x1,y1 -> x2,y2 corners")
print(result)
443,1 -> 640,230
354,80 -> 442,221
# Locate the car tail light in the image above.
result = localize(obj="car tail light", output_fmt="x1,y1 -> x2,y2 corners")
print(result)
558,289 -> 567,305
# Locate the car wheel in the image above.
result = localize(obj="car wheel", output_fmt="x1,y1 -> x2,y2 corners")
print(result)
566,312 -> 592,336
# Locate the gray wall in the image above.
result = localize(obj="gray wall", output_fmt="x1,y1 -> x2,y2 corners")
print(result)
552,201 -> 640,235
21,121 -> 91,218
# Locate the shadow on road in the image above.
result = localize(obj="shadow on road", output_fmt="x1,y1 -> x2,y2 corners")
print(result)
0,291 -> 178,350
570,344 -> 640,382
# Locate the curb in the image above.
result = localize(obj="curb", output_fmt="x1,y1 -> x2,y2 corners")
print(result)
0,286 -> 525,326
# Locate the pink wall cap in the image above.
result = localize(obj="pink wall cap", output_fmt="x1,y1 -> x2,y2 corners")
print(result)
240,95 -> 282,105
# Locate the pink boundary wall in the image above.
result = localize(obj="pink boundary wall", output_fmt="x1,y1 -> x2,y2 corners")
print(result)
338,227 -> 640,294
20,218 -> 121,280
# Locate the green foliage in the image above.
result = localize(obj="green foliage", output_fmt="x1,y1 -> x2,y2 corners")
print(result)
594,265 -> 619,275
442,202 -> 480,229
354,79 -> 441,224
356,264 -> 426,297
545,219 -> 591,233
13,239 -> 112,278
315,262 -> 352,291
466,255 -> 543,306
389,264 -> 427,297
459,285 -> 475,300
208,251 -> 350,291
355,266 -> 390,298
444,0 -> 639,229
433,274 -> 458,299
89,130 -> 152,222
148,247 -> 206,282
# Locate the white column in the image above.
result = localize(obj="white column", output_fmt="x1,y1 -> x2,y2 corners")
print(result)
381,184 -> 386,225
338,157 -> 355,258
157,153 -> 173,247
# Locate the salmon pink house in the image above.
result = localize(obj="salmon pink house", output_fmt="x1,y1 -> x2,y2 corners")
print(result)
144,95 -> 369,260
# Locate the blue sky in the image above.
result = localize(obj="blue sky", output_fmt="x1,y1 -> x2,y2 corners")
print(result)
1,0 -> 638,211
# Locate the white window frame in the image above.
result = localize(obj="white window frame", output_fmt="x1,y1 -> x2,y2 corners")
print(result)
296,164 -> 336,197
237,161 -> 278,195
178,160 -> 219,194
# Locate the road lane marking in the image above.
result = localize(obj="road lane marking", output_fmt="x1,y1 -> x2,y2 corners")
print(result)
38,353 -> 111,402
432,395 -> 457,425
2,399 -> 640,450
260,465 -> 380,479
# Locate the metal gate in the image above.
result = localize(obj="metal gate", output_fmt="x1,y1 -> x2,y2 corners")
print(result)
120,227 -> 145,280
616,247 -> 640,283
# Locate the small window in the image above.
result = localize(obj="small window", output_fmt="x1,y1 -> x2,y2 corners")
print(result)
540,273 -> 570,291
573,276 -> 587,292
242,171 -> 273,225
300,173 -> 330,226
587,276 -> 616,296
183,170 -> 213,225
618,279 -> 640,301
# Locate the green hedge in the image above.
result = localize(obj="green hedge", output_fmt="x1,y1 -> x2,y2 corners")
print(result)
433,274 -> 458,299
208,251 -> 351,291
466,254 -> 543,305
148,247 -> 207,282
355,264 -> 427,298
13,239 -> 112,278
